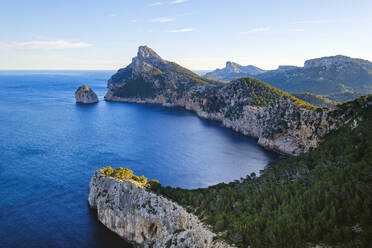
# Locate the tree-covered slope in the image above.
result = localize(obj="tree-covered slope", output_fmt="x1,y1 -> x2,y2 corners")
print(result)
293,92 -> 339,107
152,95 -> 372,247
257,55 -> 372,96
195,77 -> 319,113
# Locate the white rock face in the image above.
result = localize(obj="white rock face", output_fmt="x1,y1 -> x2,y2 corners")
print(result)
75,85 -> 99,104
88,170 -> 233,248
105,91 -> 350,155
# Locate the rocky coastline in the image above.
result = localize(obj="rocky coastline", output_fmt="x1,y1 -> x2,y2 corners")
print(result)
88,170 -> 233,248
102,46 -> 362,155
105,88 -> 351,156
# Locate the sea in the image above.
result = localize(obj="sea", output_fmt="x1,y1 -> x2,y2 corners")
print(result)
0,70 -> 279,247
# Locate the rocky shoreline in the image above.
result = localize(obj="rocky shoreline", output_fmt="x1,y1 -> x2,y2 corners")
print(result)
102,46 -> 358,155
88,170 -> 233,248
105,92 -> 349,156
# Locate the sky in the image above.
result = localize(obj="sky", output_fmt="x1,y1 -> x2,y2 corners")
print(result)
1,0 -> 372,70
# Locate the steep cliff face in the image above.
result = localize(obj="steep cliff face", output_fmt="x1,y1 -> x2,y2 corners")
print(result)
105,46 -> 357,155
88,170 -> 232,248
75,84 -> 99,104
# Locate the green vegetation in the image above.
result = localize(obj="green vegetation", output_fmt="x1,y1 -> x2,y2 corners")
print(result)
205,56 -> 372,102
82,84 -> 90,91
238,78 -> 321,110
152,96 -> 372,247
149,68 -> 163,75
101,166 -> 159,188
184,74 -> 218,87
327,91 -> 364,103
164,61 -> 199,77
293,92 -> 338,107
113,76 -> 156,98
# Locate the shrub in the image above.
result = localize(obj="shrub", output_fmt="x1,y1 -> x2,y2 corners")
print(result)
100,166 -> 156,188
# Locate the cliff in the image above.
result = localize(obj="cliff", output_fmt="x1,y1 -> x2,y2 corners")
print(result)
75,84 -> 99,104
88,170 -> 232,248
153,95 -> 372,247
105,46 -> 358,155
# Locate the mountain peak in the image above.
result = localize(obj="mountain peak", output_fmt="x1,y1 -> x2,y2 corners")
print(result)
225,61 -> 241,73
137,46 -> 162,59
304,55 -> 354,68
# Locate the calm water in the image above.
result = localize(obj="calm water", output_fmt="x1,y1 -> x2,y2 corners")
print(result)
0,71 -> 279,248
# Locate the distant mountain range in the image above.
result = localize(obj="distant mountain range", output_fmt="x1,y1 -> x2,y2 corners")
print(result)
205,55 -> 372,102
204,61 -> 265,81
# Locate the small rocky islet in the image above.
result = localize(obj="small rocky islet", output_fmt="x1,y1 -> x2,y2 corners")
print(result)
87,46 -> 372,247
75,84 -> 99,104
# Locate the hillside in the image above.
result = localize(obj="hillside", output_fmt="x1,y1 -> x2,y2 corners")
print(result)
153,95 -> 372,248
205,55 -> 372,102
105,46 -> 360,155
293,93 -> 338,107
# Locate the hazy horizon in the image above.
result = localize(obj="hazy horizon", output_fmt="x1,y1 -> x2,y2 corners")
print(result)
1,0 -> 372,70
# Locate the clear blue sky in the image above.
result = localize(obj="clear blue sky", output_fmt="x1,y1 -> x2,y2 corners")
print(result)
1,0 -> 372,70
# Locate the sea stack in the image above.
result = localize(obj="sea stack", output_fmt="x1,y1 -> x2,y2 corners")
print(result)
75,84 -> 99,104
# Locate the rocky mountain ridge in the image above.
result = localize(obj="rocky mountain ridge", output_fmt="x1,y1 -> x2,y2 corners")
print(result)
205,61 -> 265,81
205,55 -> 372,100
105,46 -> 359,155
88,170 -> 233,248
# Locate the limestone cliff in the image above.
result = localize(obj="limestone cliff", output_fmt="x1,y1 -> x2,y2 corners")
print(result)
105,46 -> 358,155
75,84 -> 99,104
88,170 -> 232,248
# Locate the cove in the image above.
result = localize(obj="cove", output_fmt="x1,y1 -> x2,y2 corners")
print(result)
0,71 -> 279,247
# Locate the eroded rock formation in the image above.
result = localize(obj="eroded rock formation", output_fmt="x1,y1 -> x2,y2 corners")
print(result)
88,170 -> 232,248
75,84 -> 98,104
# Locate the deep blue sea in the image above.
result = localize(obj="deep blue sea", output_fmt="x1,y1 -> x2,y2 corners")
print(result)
0,70 -> 279,248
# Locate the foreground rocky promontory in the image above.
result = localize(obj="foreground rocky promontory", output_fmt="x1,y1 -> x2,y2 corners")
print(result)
75,84 -> 98,104
104,46 -> 359,155
88,168 -> 232,248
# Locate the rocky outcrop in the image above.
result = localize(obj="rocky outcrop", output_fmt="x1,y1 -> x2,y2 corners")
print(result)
205,61 -> 265,81
88,170 -> 233,248
75,84 -> 99,104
